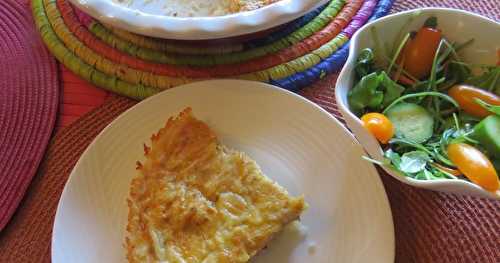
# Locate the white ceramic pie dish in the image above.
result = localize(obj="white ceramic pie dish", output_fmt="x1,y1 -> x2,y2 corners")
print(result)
68,0 -> 328,40
336,8 -> 500,200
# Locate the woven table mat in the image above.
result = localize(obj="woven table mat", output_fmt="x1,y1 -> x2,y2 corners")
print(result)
0,95 -> 132,263
1,76 -> 499,263
32,0 -> 396,97
0,0 -> 59,231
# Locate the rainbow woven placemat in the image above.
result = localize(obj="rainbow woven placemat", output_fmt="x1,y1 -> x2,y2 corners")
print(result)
33,0 -> 394,99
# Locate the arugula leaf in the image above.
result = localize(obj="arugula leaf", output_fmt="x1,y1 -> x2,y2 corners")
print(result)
415,168 -> 437,180
466,67 -> 500,95
384,149 -> 402,168
348,71 -> 406,115
389,137 -> 434,155
423,16 -> 438,28
429,166 -> 458,179
387,33 -> 410,74
374,149 -> 456,180
475,98 -> 500,115
379,71 -> 405,107
383,91 -> 459,115
458,112 -> 481,124
446,61 -> 471,83
355,48 -> 375,79
399,151 -> 430,173
348,72 -> 383,115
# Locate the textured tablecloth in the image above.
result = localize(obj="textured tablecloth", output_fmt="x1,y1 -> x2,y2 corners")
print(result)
0,0 -> 59,231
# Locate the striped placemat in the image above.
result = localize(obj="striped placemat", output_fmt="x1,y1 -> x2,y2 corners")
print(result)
33,0 -> 394,99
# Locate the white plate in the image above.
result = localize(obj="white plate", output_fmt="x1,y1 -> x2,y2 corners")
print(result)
69,0 -> 327,40
52,80 -> 394,262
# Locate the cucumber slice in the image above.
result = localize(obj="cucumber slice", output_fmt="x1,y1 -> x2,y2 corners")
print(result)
470,115 -> 500,157
386,102 -> 434,143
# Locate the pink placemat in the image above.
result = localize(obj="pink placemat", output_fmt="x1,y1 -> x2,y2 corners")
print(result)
0,0 -> 498,262
0,0 -> 59,230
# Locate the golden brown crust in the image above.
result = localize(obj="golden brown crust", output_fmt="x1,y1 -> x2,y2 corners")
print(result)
235,0 -> 282,11
126,108 -> 305,263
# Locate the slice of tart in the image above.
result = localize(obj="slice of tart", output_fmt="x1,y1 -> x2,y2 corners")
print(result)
126,108 -> 306,263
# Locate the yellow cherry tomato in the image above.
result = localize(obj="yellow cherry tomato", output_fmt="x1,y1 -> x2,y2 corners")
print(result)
448,84 -> 500,118
447,143 -> 499,192
361,113 -> 394,144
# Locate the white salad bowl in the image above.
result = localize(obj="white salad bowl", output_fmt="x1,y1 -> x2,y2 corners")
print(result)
336,8 -> 500,200
68,0 -> 328,40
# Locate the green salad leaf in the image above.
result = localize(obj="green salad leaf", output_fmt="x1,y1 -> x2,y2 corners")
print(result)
352,17 -> 498,185
348,72 -> 383,115
384,149 -> 402,167
415,169 -> 435,180
423,16 -> 438,28
458,112 -> 481,124
348,72 -> 405,115
379,71 -> 405,107
355,48 -> 375,79
399,151 -> 431,173
475,98 -> 500,115
446,61 -> 471,84
466,66 -> 500,95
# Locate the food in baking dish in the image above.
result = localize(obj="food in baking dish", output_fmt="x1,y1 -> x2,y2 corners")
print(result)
115,0 -> 283,17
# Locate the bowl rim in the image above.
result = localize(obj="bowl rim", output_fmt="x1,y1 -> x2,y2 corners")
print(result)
335,7 -> 500,200
68,0 -> 327,40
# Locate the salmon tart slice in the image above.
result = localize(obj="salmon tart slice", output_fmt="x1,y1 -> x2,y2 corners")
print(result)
126,108 -> 306,263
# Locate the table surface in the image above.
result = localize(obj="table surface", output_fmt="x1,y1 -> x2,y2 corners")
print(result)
0,0 -> 499,262
56,0 -> 500,127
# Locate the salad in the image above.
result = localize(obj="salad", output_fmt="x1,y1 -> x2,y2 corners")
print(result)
348,16 -> 500,192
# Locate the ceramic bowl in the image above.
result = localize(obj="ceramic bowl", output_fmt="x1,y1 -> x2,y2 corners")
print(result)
335,8 -> 500,200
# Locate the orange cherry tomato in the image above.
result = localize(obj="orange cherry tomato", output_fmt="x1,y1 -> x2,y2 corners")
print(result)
361,113 -> 394,144
401,27 -> 442,79
447,143 -> 499,192
448,84 -> 500,118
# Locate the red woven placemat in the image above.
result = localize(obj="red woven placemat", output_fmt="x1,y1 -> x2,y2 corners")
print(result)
1,75 -> 499,263
0,0 -> 59,231
58,66 -> 108,128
